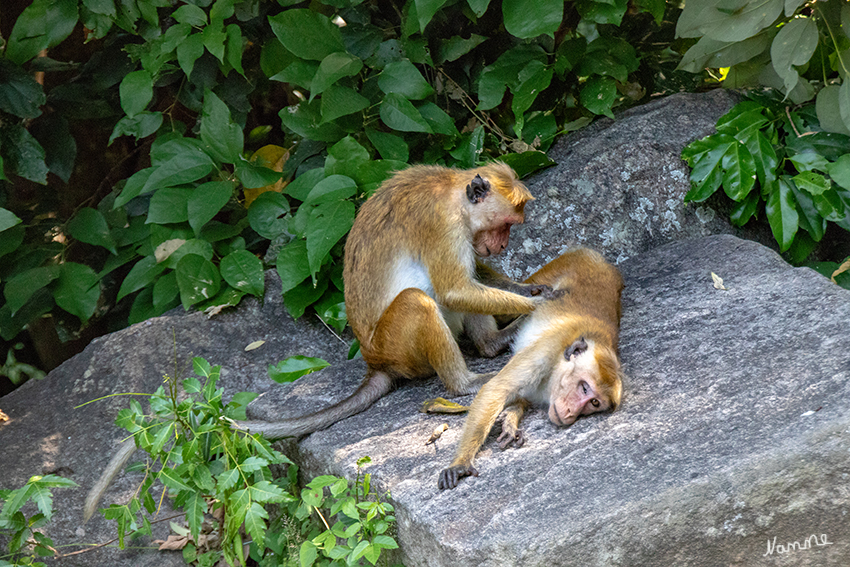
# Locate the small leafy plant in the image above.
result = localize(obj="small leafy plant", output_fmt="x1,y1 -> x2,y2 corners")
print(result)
682,94 -> 850,263
0,474 -> 78,567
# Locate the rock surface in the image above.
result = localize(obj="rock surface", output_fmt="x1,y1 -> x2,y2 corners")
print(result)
250,235 -> 850,567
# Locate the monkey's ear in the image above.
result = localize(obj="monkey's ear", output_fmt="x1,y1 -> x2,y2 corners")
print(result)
565,338 -> 588,360
466,174 -> 491,204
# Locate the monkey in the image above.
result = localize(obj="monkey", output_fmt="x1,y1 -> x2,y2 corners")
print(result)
438,247 -> 624,490
231,162 -> 559,440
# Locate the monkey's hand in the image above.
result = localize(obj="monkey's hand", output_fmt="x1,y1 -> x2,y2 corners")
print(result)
438,464 -> 478,490
521,283 -> 566,301
497,424 -> 526,450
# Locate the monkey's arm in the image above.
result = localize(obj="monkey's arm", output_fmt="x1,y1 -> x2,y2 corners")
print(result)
475,261 -> 557,299
440,281 -> 538,315
463,313 -> 526,358
497,399 -> 530,449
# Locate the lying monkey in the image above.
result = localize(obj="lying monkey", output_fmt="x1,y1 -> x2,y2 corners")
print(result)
84,163 -> 550,521
438,248 -> 624,490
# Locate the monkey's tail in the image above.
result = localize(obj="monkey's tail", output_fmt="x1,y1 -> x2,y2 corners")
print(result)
83,438 -> 137,523
233,371 -> 394,440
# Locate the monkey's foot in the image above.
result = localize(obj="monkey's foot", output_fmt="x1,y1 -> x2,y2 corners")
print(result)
497,427 -> 526,449
438,464 -> 478,490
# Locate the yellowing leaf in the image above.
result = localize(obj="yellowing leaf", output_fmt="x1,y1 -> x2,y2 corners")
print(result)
245,340 -> 266,351
154,239 -> 187,263
832,258 -> 850,283
420,397 -> 468,414
711,271 -> 727,290
244,145 -> 290,207
425,422 -> 449,445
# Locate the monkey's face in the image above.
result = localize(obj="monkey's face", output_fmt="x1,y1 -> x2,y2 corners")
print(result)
547,339 -> 611,426
465,173 -> 528,257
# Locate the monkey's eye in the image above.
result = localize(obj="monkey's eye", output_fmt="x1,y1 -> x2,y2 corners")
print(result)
590,398 -> 600,408
580,382 -> 588,395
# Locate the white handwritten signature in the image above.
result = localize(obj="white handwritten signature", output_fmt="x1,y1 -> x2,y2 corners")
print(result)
764,534 -> 833,556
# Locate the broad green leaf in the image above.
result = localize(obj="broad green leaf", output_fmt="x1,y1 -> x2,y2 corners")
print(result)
158,467 -> 194,493
283,276 -> 328,319
244,502 -> 269,550
188,181 -> 234,235
2,124 -> 48,184
203,22 -> 227,63
729,190 -> 760,226
280,100 -> 346,143
685,135 -> 736,202
765,177 -> 799,252
300,541 -> 318,567
503,0 -> 563,38
436,34 -> 487,64
677,33 -> 772,73
554,38 -> 586,75
379,60 -> 434,100
67,208 -> 117,254
721,139 -> 757,201
5,0 -> 78,65
109,112 -> 164,144
786,132 -> 850,161
0,60 -> 46,119
268,10 -> 345,61
152,271 -> 179,311
305,175 -> 358,204
176,33 -> 205,78
788,152 -> 828,174
575,0 -> 629,26
161,239 -> 214,269
220,250 -> 264,297
114,169 -> 154,208
840,80 -> 850,135
236,157 -> 284,189
119,70 -> 153,118
325,136 -> 370,178
117,257 -> 166,301
414,0 -> 450,33
812,188 -> 846,221
511,61 -> 553,128
380,93 -> 431,132
477,44 -> 547,110
677,0 -> 783,43
828,154 -> 850,190
793,171 -> 830,195
306,200 -> 355,277
744,130 -> 778,189
790,182 -> 826,241
0,225 -> 25,260
4,266 -> 60,315
176,254 -> 221,309
449,124 -> 484,168
54,262 -> 99,322
770,18 -> 817,95
716,109 -> 768,140
173,4 -> 206,26
268,355 -> 331,383
30,113 -> 76,183
418,102 -> 459,136
500,151 -> 556,178
285,168 -> 326,202
579,75 -> 617,118
142,149 -> 215,194
579,51 -> 629,83
248,191 -> 289,239
147,188 -> 193,224
225,24 -> 246,77
320,85 -> 369,123
816,85 -> 850,136
270,60 -> 319,90
200,90 -> 244,164
0,208 -> 22,232
366,129 -> 409,162
311,52 -> 363,99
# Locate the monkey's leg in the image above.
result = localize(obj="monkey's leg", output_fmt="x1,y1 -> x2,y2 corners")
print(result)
464,313 -> 527,358
497,399 -> 529,449
368,288 -> 489,395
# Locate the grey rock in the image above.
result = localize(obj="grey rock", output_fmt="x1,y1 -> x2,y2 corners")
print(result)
251,235 -> 850,567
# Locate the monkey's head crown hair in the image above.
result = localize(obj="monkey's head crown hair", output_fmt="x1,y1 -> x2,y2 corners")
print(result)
480,161 -> 534,207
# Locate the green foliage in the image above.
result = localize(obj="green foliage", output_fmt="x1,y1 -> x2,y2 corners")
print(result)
0,0 -> 687,370
94,356 -> 397,566
0,474 -> 78,567
682,95 -> 850,258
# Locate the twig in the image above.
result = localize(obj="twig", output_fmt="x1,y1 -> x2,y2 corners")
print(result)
54,513 -> 186,558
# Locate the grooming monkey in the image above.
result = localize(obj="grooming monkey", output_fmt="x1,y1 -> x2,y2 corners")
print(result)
234,162 -> 555,439
438,248 -> 624,490
83,162 -> 549,522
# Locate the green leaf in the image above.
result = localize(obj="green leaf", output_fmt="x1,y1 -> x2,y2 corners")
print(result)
1,124 -> 48,184
311,52 -> 363,99
184,491 -> 207,541
4,266 -> 60,315
203,22 -> 227,63
418,103 -> 459,136
743,130 -> 778,189
5,0 -> 78,65
449,124 -> 485,168
770,18 -> 817,95
0,59 -> 46,119
220,250 -> 264,297
366,129 -> 409,162
0,224 -> 25,260
684,135 -> 736,202
117,256 -> 166,302
320,85 -> 369,123
280,100 -> 346,143
247,191 -> 289,239
676,0 -> 783,43
579,75 -> 617,118
499,151 -> 556,178
729,188 -> 760,226
721,139 -> 757,201
30,113 -> 76,182
152,271 -> 179,311
325,136 -> 370,178
200,90 -> 244,164
414,0 -> 450,33
158,467 -> 194,494
436,34 -> 488,64
676,33 -> 772,73
0,208 -> 22,232
268,355 -> 330,383
379,60 -> 434,100
142,147 -> 215,194
285,168 -> 326,202
244,502 -> 269,550
236,157 -> 284,189
147,188 -> 193,224
839,80 -> 850,136
766,177 -> 799,252
53,262 -> 99,322
225,24 -> 246,77
793,171 -> 830,195
816,85 -> 850,136
300,541 -> 318,567
268,10 -> 346,61
68,208 -> 117,254
188,181 -> 234,236
575,0 -> 629,26
511,61 -> 553,128
249,481 -> 287,503
276,239 -> 311,294
790,181 -> 826,242
271,60 -> 319,90
176,254 -> 221,310
306,200 -> 355,277
109,112 -> 164,144
477,44 -> 547,111
380,93 -> 431,132
503,0 -> 562,38
828,154 -> 850,190
120,70 -> 153,118
177,33 -> 205,78
173,3 -> 206,26
305,175 -> 358,204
